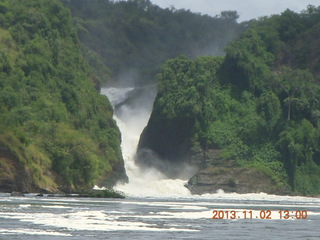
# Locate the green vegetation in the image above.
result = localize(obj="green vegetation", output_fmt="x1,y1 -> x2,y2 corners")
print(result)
1,0 -> 318,196
0,0 -> 126,193
61,0 -> 244,86
140,5 -> 320,195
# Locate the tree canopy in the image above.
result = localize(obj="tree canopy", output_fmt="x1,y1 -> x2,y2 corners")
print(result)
0,0 -> 126,192
139,5 -> 320,195
61,0 -> 244,86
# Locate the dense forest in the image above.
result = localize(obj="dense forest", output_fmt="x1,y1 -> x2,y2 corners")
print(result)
139,5 -> 320,195
61,0 -> 244,86
0,0 -> 126,193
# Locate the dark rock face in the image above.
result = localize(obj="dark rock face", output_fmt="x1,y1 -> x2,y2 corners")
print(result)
186,167 -> 288,195
135,148 -> 198,179
186,150 -> 289,195
137,114 -> 195,176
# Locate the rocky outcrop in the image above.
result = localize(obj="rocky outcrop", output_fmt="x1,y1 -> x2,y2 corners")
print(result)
186,149 -> 289,195
137,113 -> 195,178
138,117 -> 194,163
186,167 -> 288,195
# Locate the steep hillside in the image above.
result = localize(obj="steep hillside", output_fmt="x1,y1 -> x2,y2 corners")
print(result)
61,0 -> 244,86
138,5 -> 320,195
0,0 -> 127,193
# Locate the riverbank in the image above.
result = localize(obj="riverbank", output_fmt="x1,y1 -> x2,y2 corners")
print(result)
2,189 -> 125,199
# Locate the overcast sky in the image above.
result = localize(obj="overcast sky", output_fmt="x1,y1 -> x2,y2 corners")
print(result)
150,0 -> 320,21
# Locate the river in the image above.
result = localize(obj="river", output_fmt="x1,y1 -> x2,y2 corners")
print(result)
0,87 -> 319,239
0,193 -> 320,239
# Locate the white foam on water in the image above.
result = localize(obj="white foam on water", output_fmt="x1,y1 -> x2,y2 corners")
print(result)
93,185 -> 107,190
0,211 -> 198,232
101,87 -> 134,106
0,196 -> 319,235
19,204 -> 31,208
139,210 -> 213,219
41,205 -> 72,209
197,191 -> 320,203
115,178 -> 191,198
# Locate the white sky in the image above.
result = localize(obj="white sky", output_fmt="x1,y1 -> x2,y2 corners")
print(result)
150,0 -> 320,21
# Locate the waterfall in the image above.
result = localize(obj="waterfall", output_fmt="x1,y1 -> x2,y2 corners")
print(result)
101,87 -> 191,198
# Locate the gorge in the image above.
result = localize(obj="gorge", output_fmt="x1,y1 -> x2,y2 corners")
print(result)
1,1 -> 320,239
1,0 -> 320,197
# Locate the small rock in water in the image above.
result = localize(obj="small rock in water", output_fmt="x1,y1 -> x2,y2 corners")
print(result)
10,192 -> 24,197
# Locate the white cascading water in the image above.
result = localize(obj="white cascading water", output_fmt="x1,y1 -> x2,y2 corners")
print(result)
101,87 -> 191,198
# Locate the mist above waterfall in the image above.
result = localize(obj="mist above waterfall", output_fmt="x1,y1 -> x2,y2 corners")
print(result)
101,85 -> 193,197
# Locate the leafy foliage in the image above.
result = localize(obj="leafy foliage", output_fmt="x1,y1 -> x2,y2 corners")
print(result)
0,0 -> 125,192
142,5 -> 320,195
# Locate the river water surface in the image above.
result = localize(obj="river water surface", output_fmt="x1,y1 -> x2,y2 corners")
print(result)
0,193 -> 320,239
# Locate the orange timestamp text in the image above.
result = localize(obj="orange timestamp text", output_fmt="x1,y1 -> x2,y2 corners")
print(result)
212,210 -> 308,220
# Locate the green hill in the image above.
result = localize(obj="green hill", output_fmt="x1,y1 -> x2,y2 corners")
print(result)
0,0 -> 127,193
61,0 -> 244,86
138,5 -> 320,195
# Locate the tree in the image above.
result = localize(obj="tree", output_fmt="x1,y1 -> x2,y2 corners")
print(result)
278,120 -> 319,190
219,11 -> 239,22
275,66 -> 316,121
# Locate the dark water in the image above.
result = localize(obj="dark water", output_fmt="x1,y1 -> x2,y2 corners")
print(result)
0,193 -> 320,240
